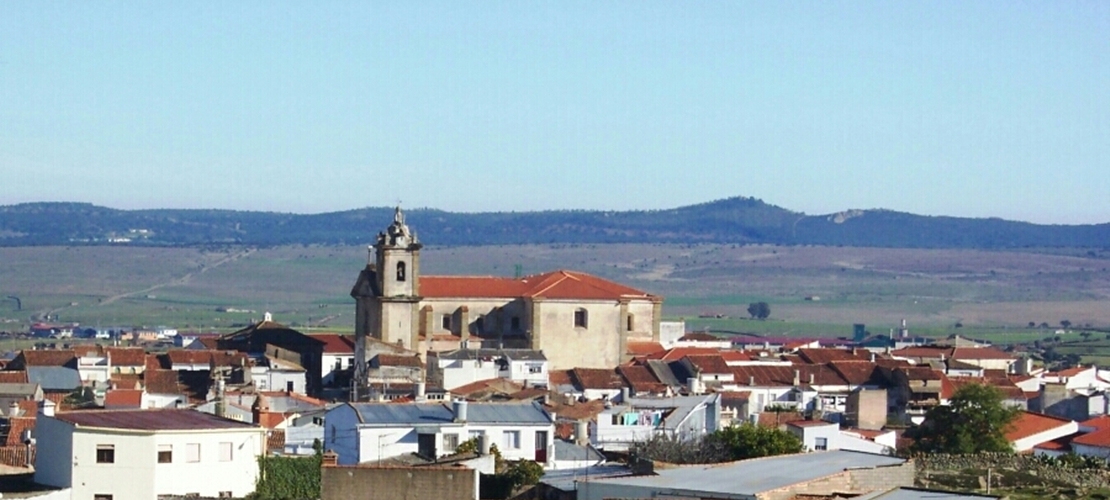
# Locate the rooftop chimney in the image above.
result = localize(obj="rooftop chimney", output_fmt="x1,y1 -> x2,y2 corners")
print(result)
415,382 -> 426,402
8,402 -> 19,418
809,373 -> 815,385
793,370 -> 801,387
870,352 -> 876,363
453,399 -> 468,423
264,312 -> 273,322
576,420 -> 590,446
749,375 -> 755,386
39,399 -> 55,418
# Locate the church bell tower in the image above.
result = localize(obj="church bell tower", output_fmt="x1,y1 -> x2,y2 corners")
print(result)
350,207 -> 423,400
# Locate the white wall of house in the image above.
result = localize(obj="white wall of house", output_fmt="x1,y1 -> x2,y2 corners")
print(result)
322,353 -> 354,386
324,405 -> 554,466
1073,442 -> 1110,459
1012,421 -> 1079,453
439,359 -> 501,391
251,367 -> 306,394
787,423 -> 840,452
35,418 -> 265,500
837,432 -> 891,454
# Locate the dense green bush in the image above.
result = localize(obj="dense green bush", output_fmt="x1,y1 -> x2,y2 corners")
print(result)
251,450 -> 322,500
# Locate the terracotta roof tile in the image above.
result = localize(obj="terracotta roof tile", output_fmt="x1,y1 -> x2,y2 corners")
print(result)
644,347 -> 732,362
4,417 -> 35,447
756,411 -> 804,428
718,391 -> 751,407
548,369 -> 574,387
0,372 -> 28,384
375,354 -> 424,368
267,429 -> 286,452
1079,415 -> 1110,432
569,368 -> 623,390
684,355 -> 731,375
626,341 -> 665,356
617,365 -> 667,395
419,270 -> 658,301
164,350 -> 248,368
544,399 -> 606,421
828,361 -> 880,385
1005,411 -> 1075,442
796,348 -> 872,364
106,347 -> 146,366
1072,427 -> 1110,448
731,365 -> 848,387
109,373 -> 142,390
18,350 -> 76,367
0,445 -> 34,468
311,334 -> 356,354
104,390 -> 143,409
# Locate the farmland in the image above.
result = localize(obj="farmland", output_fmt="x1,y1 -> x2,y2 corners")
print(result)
1,243 -> 1109,350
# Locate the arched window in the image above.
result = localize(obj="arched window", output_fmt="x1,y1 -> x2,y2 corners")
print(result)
396,261 -> 406,282
574,308 -> 588,329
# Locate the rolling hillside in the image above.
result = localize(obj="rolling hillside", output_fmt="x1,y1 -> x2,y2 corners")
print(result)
2,197 -> 1108,249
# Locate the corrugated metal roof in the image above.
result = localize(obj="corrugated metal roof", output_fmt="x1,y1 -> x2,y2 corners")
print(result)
0,383 -> 40,396
26,367 -> 80,391
351,401 -> 551,425
54,409 -> 260,431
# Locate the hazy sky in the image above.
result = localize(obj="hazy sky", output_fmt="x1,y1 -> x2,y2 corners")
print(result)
2,3 -> 1108,223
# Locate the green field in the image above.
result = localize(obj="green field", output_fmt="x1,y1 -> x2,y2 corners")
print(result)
2,243 -> 1109,338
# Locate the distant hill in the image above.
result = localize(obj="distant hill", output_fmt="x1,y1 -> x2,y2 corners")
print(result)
1,197 -> 1108,249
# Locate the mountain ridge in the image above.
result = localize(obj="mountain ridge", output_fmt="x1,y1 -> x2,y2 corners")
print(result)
1,197 -> 1108,249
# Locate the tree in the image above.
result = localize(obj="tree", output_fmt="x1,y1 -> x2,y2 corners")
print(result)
708,422 -> 803,460
908,383 -> 1020,454
1028,321 -> 1036,328
747,302 -> 771,320
1061,320 -> 1072,329
504,460 -> 544,488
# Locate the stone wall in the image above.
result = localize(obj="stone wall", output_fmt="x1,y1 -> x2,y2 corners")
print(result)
321,465 -> 478,500
915,453 -> 1110,489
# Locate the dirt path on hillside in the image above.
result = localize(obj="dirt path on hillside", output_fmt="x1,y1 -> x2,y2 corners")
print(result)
97,248 -> 257,306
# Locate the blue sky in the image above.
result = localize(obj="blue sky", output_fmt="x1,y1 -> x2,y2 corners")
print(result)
2,3 -> 1107,224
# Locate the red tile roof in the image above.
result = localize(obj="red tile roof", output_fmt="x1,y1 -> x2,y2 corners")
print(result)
684,355 -> 731,375
828,361 -> 880,385
548,369 -> 574,387
109,374 -> 142,390
375,354 -> 424,368
17,350 -> 76,367
419,270 -> 658,301
104,390 -> 143,409
450,378 -> 524,398
786,419 -> 836,428
617,365 -> 667,394
731,365 -> 848,387
544,399 -> 607,421
796,348 -> 872,365
163,350 -> 248,367
1072,427 -> 1110,448
54,409 -> 258,430
312,334 -> 356,354
106,347 -> 146,366
4,417 -> 35,447
626,341 -> 665,356
0,445 -> 34,469
1005,411 -> 1075,442
0,372 -> 28,384
570,368 -> 623,390
267,429 -> 286,452
1082,415 -> 1110,430
643,347 -> 731,362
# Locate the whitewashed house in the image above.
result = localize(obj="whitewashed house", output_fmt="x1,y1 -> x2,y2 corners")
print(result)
429,349 -> 548,391
324,400 -> 555,466
594,395 -> 720,452
34,403 -> 266,500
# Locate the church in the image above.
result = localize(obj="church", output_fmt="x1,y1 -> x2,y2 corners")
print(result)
350,208 -> 663,371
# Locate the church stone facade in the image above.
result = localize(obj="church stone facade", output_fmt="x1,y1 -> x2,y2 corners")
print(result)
351,208 -> 662,371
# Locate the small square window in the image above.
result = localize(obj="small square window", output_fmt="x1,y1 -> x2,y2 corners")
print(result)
574,309 -> 588,328
219,442 -> 233,462
186,443 -> 200,463
443,433 -> 459,452
503,430 -> 521,449
158,444 -> 172,463
96,445 -> 115,464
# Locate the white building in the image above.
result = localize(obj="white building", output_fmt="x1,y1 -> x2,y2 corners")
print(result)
324,400 -> 555,466
594,395 -> 720,452
34,404 -> 266,500
785,420 -> 893,455
429,349 -> 548,391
